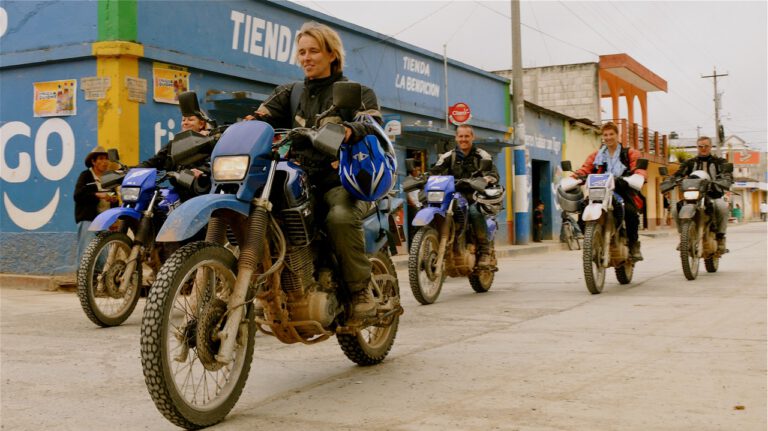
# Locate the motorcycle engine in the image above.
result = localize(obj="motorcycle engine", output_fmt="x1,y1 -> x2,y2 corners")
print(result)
281,246 -> 341,334
447,242 -> 476,277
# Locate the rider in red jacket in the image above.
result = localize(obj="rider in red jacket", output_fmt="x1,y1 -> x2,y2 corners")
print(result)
572,122 -> 647,260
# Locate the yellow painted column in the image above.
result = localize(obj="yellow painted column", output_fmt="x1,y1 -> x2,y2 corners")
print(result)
92,41 -> 144,165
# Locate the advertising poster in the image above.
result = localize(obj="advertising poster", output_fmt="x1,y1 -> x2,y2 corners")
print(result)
33,79 -> 77,117
153,62 -> 189,104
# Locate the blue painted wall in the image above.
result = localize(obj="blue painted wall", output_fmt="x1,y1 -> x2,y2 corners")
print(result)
524,105 -> 564,240
0,60 -> 98,273
0,0 -> 509,274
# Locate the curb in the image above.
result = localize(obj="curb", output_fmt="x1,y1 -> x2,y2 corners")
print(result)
391,242 -> 566,270
0,274 -> 76,292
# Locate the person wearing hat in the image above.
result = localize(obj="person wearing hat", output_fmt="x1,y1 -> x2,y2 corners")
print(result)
74,146 -> 119,263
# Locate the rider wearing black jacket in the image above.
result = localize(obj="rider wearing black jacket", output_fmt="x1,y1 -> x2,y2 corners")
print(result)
430,124 -> 499,267
245,22 -> 383,320
672,136 -> 732,252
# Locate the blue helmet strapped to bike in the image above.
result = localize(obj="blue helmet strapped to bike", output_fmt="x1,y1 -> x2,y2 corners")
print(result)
339,116 -> 397,201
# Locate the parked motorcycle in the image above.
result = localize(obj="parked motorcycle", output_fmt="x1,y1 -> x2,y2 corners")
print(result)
77,93 -> 216,327
403,159 -> 504,305
659,163 -> 732,280
558,159 -> 648,294
139,82 -> 404,429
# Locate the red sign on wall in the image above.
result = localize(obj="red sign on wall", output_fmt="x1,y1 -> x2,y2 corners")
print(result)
733,151 -> 760,165
448,102 -> 472,125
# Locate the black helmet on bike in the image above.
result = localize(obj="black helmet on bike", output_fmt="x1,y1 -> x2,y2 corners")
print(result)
557,185 -> 584,213
474,185 -> 505,216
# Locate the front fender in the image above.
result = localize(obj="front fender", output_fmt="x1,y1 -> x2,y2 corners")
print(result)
413,206 -> 445,226
582,203 -> 604,222
89,207 -> 142,231
678,204 -> 697,219
156,194 -> 250,242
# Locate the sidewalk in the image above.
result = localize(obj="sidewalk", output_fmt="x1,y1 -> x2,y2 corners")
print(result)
0,224 -> 685,292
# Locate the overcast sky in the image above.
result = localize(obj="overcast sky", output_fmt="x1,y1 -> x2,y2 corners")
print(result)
294,0 -> 768,150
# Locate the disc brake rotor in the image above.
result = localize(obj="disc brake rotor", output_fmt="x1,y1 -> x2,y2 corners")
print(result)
196,297 -> 228,372
103,261 -> 127,298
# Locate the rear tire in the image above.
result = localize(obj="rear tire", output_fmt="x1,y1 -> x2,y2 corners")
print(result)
140,242 -> 253,429
615,260 -> 634,284
582,222 -> 606,294
77,231 -> 141,327
338,250 -> 400,366
468,269 -> 494,293
408,227 -> 445,305
564,223 -> 581,251
679,220 -> 700,280
705,256 -> 719,273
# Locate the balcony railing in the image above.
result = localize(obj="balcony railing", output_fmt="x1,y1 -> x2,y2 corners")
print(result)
605,118 -> 669,164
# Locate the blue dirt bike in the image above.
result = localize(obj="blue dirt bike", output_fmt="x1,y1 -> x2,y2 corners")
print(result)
139,82 -> 404,429
404,159 -> 505,305
76,130 -> 215,327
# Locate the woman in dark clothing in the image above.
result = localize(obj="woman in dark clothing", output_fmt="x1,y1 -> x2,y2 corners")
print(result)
244,21 -> 382,320
74,146 -> 118,263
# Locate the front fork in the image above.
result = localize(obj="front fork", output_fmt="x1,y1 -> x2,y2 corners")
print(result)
602,219 -> 612,268
216,159 -> 278,364
119,191 -> 159,293
433,200 -> 454,280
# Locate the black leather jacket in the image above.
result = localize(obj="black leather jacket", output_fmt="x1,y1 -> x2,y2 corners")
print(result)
674,155 -> 732,199
430,146 -> 499,182
255,73 -> 382,193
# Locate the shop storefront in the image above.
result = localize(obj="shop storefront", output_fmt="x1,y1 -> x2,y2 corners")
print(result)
0,0 -> 510,274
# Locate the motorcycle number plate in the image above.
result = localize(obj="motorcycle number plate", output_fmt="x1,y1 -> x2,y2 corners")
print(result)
586,174 -> 611,188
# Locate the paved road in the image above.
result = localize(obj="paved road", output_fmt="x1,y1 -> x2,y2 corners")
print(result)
1,223 -> 765,430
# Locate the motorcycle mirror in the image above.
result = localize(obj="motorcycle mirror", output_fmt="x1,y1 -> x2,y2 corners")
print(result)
332,82 -> 362,110
658,167 -> 668,176
723,163 -> 734,173
178,91 -> 205,119
107,148 -> 120,163
561,160 -> 573,172
405,158 -> 416,173
635,158 -> 649,170
478,159 -> 492,172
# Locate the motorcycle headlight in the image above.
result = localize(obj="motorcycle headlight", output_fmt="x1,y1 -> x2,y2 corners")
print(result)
588,188 -> 606,201
683,190 -> 700,200
427,191 -> 445,203
213,156 -> 249,181
120,187 -> 141,202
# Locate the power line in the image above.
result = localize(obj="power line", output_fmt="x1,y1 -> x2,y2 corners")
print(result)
527,1 -> 552,65
351,1 -> 456,52
556,1 -> 622,53
472,0 -> 600,57
446,3 -> 479,44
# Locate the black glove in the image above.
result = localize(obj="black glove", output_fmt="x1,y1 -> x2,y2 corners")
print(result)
286,127 -> 318,145
342,121 -> 372,145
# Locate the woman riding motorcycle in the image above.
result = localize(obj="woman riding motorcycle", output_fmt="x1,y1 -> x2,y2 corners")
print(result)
245,21 -> 386,320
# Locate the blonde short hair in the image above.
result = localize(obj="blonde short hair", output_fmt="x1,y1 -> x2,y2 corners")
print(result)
295,21 -> 345,75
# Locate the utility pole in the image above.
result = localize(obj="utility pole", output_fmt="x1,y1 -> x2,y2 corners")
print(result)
443,44 -> 449,129
701,67 -> 728,156
511,0 -> 529,244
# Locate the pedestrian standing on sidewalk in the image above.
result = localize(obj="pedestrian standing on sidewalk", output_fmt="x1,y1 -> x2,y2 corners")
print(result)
533,200 -> 544,242
760,201 -> 767,221
732,204 -> 743,223
74,146 -> 118,263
